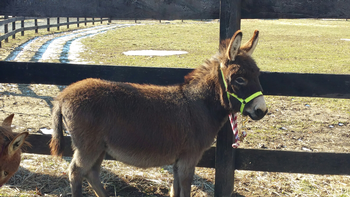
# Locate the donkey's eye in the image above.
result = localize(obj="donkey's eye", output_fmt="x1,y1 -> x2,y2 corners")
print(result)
4,171 -> 8,176
235,77 -> 246,85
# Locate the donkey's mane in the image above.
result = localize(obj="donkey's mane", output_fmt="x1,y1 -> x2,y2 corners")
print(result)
183,38 -> 235,85
183,57 -> 220,84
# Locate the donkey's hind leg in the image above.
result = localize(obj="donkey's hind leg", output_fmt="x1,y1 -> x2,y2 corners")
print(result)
69,149 -> 107,197
69,151 -> 85,197
85,151 -> 108,197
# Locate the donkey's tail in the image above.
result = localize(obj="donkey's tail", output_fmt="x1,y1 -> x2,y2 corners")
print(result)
49,103 -> 65,157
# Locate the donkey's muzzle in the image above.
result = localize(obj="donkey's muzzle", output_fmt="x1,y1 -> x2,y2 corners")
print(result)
244,95 -> 267,120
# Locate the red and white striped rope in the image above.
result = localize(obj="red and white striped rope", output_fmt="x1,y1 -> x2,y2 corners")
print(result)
229,113 -> 239,148
229,113 -> 247,148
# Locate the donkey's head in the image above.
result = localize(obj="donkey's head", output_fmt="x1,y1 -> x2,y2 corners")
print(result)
0,114 -> 28,187
219,30 -> 267,120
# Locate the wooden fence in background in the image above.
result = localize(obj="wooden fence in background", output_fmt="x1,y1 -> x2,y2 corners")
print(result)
1,0 -> 350,196
0,16 -> 110,47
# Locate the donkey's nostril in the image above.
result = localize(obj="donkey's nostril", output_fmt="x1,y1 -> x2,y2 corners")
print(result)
256,108 -> 266,117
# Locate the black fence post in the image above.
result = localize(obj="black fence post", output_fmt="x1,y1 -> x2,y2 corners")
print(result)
57,17 -> 60,30
67,17 -> 69,28
35,18 -> 38,33
4,15 -> 8,42
214,0 -> 241,197
85,17 -> 87,26
47,17 -> 50,31
77,17 -> 80,27
12,17 -> 16,39
21,18 -> 24,36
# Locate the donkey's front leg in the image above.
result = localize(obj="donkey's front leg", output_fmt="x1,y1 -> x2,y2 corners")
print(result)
173,159 -> 196,197
171,162 -> 181,197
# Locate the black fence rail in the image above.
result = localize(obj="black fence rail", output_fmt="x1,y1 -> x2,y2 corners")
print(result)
0,16 -> 110,47
1,0 -> 350,196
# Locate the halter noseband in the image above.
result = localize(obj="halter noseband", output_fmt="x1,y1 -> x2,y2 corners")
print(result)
220,69 -> 263,114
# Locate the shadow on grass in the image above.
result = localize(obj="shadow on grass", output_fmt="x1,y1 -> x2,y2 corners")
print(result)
2,84 -> 66,111
5,166 -> 168,197
163,165 -> 248,197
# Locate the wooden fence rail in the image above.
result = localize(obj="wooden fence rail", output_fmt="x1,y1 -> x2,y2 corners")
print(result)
1,61 -> 350,174
24,134 -> 350,176
0,16 -> 110,47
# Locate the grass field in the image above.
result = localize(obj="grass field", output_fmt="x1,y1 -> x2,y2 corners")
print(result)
0,19 -> 350,196
80,19 -> 350,74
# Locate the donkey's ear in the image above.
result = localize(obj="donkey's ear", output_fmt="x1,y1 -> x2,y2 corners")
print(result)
240,30 -> 259,56
227,30 -> 243,61
8,132 -> 28,156
2,114 -> 14,128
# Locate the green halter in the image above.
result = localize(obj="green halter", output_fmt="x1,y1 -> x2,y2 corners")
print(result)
220,69 -> 263,114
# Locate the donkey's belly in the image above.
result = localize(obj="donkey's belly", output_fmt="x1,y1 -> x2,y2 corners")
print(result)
106,147 -> 177,168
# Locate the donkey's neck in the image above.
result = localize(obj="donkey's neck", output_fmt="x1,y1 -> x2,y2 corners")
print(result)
182,62 -> 231,132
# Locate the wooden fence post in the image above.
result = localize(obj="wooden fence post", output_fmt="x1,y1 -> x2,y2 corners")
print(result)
215,0 -> 241,196
92,17 -> 95,25
85,17 -> 87,26
67,17 -> 69,28
4,15 -> 8,42
215,122 -> 235,197
12,17 -> 16,39
57,17 -> 60,30
35,18 -> 38,33
47,17 -> 50,31
21,18 -> 24,36
77,17 -> 80,27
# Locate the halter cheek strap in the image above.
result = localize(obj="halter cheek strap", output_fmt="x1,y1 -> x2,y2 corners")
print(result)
220,69 -> 263,114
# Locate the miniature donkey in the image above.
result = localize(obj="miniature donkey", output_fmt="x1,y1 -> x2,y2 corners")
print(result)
50,30 -> 267,197
0,114 -> 29,187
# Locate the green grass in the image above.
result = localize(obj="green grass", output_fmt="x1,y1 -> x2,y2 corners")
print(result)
80,21 -> 219,68
242,19 -> 350,74
80,19 -> 350,74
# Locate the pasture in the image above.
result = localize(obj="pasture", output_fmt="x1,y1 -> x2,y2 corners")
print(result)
0,19 -> 350,196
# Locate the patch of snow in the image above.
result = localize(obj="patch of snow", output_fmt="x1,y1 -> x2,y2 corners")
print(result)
123,50 -> 188,56
40,128 -> 53,135
340,38 -> 350,41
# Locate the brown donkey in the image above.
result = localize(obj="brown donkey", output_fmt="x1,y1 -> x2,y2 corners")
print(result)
50,30 -> 267,197
0,114 -> 29,187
